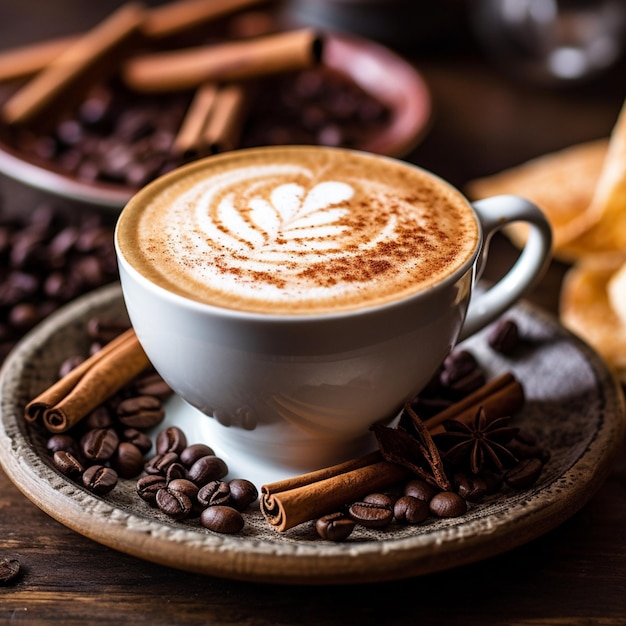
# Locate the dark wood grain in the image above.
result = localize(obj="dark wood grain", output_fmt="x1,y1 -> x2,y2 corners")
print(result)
1,2 -> 625,624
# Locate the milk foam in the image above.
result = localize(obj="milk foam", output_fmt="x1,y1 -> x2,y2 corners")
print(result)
118,148 -> 478,314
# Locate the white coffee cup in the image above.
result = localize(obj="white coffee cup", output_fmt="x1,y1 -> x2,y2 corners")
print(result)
115,146 -> 551,481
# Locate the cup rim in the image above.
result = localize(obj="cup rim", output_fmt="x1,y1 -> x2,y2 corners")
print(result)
115,145 -> 481,323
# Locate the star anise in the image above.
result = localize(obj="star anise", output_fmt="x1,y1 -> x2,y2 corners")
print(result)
433,407 -> 519,475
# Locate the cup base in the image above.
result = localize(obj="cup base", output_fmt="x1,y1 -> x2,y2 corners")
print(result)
162,394 -> 380,488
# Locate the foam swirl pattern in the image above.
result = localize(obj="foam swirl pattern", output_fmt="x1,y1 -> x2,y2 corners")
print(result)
119,148 -> 478,315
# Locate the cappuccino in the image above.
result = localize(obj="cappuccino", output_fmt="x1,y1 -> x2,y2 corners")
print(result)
116,147 -> 479,315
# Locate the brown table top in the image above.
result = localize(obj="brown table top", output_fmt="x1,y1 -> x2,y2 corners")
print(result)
1,2 -> 625,624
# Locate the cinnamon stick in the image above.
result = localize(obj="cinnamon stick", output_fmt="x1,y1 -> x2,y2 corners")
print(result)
201,83 -> 249,154
143,0 -> 269,39
123,28 -> 323,92
172,83 -> 219,155
261,372 -> 525,532
1,2 -> 146,126
25,328 -> 151,433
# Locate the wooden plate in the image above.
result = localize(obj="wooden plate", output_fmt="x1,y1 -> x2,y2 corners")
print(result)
0,284 -> 623,585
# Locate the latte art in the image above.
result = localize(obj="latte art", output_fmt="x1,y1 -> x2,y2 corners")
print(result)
117,147 -> 479,314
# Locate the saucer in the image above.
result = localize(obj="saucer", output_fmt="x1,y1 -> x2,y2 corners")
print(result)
0,284 -> 623,585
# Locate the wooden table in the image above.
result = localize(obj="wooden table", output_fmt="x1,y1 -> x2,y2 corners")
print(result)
1,2 -> 625,623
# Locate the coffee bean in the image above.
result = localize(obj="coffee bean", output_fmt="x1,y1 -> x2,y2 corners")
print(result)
187,455 -> 228,486
131,372 -> 172,400
504,458 -> 544,489
167,478 -> 199,502
488,318 -> 520,354
403,479 -> 436,502
393,495 -> 429,524
137,474 -> 167,505
156,426 -> 187,455
156,487 -> 193,520
348,501 -> 393,528
197,480 -> 230,507
363,492 -> 395,509
440,349 -> 486,395
47,434 -> 80,457
165,462 -> 188,482
111,442 -> 144,479
116,395 -> 165,429
227,479 -> 258,511
80,427 -> 119,462
52,450 -> 84,479
315,512 -> 356,541
121,428 -> 152,454
144,451 -> 180,476
82,465 -> 118,495
200,505 -> 244,534
453,472 -> 488,502
0,558 -> 20,585
429,491 -> 468,518
179,443 -> 215,468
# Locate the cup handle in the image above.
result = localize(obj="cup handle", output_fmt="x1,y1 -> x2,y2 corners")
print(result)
459,194 -> 553,341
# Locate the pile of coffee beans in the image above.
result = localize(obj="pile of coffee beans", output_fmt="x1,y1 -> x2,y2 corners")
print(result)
0,204 -> 118,364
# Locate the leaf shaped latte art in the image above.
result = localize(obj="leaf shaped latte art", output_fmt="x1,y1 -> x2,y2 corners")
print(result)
220,181 -> 354,248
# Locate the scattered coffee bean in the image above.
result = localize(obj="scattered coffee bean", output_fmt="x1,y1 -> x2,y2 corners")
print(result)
429,491 -> 468,518
440,349 -> 486,396
488,318 -> 520,354
453,472 -> 489,502
111,441 -> 145,479
504,458 -> 544,489
187,455 -> 228,486
167,478 -> 199,502
200,505 -> 244,534
0,558 -> 20,585
348,501 -> 394,529
121,428 -> 152,455
116,395 -> 165,429
52,450 -> 84,479
197,480 -> 231,508
82,465 -> 118,495
179,443 -> 215,468
144,451 -> 180,476
404,479 -> 437,502
315,512 -> 356,541
47,434 -> 80,457
363,492 -> 396,509
393,495 -> 429,524
227,479 -> 258,511
165,462 -> 188,482
156,487 -> 193,520
156,426 -> 187,455
80,427 -> 119,462
136,474 -> 167,505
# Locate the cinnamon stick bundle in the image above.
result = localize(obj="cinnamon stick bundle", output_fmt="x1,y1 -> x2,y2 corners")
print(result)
123,28 -> 323,92
25,328 -> 150,433
261,372 -> 525,532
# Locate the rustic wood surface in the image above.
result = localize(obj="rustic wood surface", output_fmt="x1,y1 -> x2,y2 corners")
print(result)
1,1 -> 625,624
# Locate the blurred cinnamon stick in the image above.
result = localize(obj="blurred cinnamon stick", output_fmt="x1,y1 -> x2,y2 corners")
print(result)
123,27 -> 323,92
1,2 -> 145,126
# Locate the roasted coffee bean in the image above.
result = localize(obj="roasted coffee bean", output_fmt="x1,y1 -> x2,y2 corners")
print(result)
404,479 -> 437,502
52,450 -> 84,479
111,442 -> 144,479
121,428 -> 152,454
156,426 -> 187,455
156,487 -> 193,520
197,480 -> 231,507
137,474 -> 167,505
393,495 -> 429,524
429,491 -> 468,518
167,478 -> 199,501
81,405 -> 114,430
82,465 -> 118,495
86,317 -> 130,343
453,472 -> 488,502
348,501 -> 393,528
116,395 -> 165,429
504,457 -> 543,489
179,443 -> 215,468
440,350 -> 486,395
144,451 -> 180,476
227,479 -> 258,511
131,372 -> 172,400
165,462 -> 188,482
315,512 -> 356,541
0,558 -> 20,584
363,492 -> 395,509
488,318 -> 520,354
200,505 -> 244,534
80,427 -> 119,462
187,455 -> 228,486
47,433 -> 80,457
